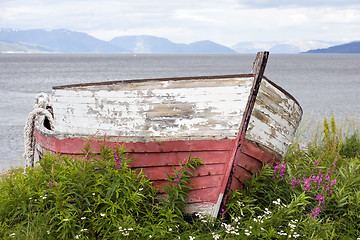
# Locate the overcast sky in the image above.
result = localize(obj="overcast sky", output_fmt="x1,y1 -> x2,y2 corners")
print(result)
1,0 -> 360,46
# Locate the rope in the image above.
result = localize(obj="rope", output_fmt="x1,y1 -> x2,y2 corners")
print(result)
24,93 -> 55,168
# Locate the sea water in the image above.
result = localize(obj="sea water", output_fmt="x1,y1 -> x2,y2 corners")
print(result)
0,53 -> 359,171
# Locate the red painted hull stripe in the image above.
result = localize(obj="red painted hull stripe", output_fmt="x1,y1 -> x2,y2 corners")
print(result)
35,130 -> 236,154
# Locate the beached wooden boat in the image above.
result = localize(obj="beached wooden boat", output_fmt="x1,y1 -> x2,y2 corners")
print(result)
29,52 -> 302,217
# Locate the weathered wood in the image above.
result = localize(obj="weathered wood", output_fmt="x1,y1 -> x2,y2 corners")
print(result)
52,77 -> 253,140
245,79 -> 303,159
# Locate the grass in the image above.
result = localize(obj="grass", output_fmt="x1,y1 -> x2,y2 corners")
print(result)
1,114 -> 360,239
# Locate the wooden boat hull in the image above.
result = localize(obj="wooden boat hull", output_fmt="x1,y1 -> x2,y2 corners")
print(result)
32,52 -> 303,217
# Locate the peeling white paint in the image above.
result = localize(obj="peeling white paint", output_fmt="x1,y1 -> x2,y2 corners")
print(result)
52,77 -> 253,141
245,79 -> 303,159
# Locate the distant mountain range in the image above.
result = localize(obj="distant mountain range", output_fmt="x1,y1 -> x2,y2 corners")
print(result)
231,40 -> 341,54
0,28 -> 236,54
0,28 -> 358,54
305,41 -> 360,53
110,35 -> 236,53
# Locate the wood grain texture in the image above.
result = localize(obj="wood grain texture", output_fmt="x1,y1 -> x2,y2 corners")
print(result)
245,79 -> 303,159
51,77 -> 254,141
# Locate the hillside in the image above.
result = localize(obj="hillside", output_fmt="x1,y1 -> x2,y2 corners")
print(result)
0,28 -> 126,53
0,29 -> 236,54
0,41 -> 54,53
306,41 -> 360,53
232,40 -> 339,54
110,36 -> 236,54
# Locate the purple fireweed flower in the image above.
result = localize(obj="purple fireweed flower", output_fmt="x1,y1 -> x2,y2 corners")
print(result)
113,151 -> 122,170
310,206 -> 322,218
114,152 -> 120,163
219,208 -> 225,216
174,178 -> 180,185
291,178 -> 298,189
49,181 -> 54,188
314,160 -> 319,165
173,174 -> 183,185
315,194 -> 325,206
273,163 -> 286,180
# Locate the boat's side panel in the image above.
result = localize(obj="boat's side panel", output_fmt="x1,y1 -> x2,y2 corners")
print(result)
227,140 -> 279,192
34,131 -> 236,217
245,79 -> 302,159
51,77 -> 253,141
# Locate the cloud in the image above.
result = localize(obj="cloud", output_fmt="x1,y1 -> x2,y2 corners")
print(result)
236,0 -> 360,8
0,0 -> 360,45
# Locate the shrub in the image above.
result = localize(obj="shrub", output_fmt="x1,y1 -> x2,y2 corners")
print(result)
0,143 -> 202,239
340,132 -> 360,158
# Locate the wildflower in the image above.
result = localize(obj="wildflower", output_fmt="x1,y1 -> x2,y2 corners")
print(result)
139,188 -> 143,191
310,206 -> 322,218
100,213 -> 106,217
47,230 -> 50,235
264,208 -> 272,215
149,235 -> 152,238
75,235 -> 81,239
80,228 -> 88,232
273,163 -> 286,180
9,233 -> 16,237
233,216 -> 241,223
237,201 -> 245,207
189,236 -> 195,240
273,198 -> 281,205
314,160 -> 319,165
63,218 -> 69,222
293,232 -> 300,238
221,222 -> 238,235
315,194 -> 325,206
173,174 -> 183,185
212,233 -> 220,240
81,217 -> 86,220
92,193 -> 95,195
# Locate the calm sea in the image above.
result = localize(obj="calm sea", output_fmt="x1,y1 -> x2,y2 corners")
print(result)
1,53 -> 359,171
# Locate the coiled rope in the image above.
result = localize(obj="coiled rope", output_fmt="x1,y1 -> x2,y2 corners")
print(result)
24,92 -> 55,168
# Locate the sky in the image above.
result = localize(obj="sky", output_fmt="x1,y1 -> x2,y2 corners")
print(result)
1,0 -> 360,46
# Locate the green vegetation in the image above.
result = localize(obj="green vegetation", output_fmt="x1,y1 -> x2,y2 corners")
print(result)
1,114 -> 360,239
0,41 -> 53,53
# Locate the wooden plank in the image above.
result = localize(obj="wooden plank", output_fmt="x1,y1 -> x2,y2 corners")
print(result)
149,174 -> 224,190
57,77 -> 254,91
245,78 -> 303,159
136,164 -> 226,181
128,151 -> 231,167
51,77 -> 253,140
34,130 -> 236,153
